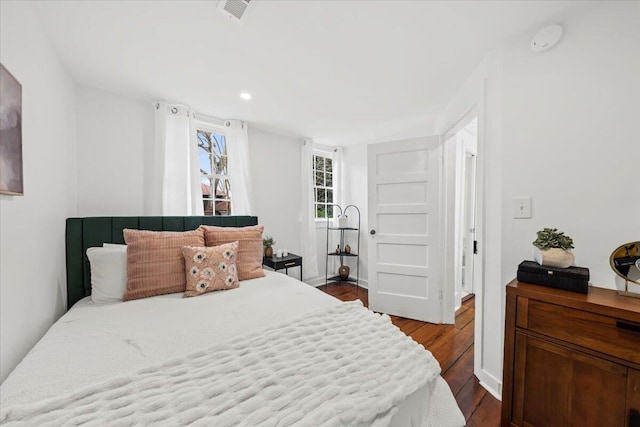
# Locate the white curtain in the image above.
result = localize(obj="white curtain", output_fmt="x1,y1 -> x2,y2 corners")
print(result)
154,102 -> 203,216
332,146 -> 343,208
225,120 -> 254,215
300,139 -> 319,280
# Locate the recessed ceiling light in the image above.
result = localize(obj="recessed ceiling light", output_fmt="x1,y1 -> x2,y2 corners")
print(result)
240,92 -> 252,100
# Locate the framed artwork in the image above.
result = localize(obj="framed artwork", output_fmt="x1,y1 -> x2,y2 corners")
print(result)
0,64 -> 23,196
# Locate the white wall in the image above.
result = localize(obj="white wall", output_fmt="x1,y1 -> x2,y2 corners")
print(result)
248,126 -> 304,279
439,1 -> 640,398
339,144 -> 369,287
500,2 -> 640,290
76,85 -> 153,216
0,1 -> 78,382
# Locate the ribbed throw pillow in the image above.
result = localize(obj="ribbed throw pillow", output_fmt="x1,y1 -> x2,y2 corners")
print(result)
182,242 -> 240,297
198,224 -> 265,280
123,229 -> 205,301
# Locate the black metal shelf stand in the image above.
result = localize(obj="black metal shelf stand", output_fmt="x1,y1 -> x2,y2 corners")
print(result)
325,204 -> 361,290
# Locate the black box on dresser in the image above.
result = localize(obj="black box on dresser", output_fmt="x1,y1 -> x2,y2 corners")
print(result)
516,260 -> 590,294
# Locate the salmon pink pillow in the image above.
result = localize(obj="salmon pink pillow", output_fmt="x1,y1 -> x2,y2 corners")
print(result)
198,225 -> 265,280
181,242 -> 239,297
123,229 -> 205,301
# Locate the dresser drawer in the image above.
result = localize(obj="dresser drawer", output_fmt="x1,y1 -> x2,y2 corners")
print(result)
518,299 -> 640,365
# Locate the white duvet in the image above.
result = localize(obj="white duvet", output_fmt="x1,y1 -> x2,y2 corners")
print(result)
0,271 -> 464,426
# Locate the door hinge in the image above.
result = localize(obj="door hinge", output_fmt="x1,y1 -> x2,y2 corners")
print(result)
473,240 -> 478,254
439,290 -> 443,300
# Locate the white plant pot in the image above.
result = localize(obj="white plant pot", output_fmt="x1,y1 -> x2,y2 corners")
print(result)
533,247 -> 575,268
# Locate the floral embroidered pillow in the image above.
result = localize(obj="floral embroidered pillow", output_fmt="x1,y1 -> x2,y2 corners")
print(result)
182,242 -> 240,297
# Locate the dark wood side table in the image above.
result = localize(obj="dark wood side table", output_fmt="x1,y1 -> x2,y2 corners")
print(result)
263,253 -> 303,281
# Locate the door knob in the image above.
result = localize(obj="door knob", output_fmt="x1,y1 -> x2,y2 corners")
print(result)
370,229 -> 376,235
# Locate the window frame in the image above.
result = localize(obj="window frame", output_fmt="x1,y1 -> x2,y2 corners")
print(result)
312,148 -> 335,222
194,122 -> 232,216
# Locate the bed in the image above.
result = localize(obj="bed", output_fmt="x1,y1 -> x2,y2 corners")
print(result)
0,216 -> 465,426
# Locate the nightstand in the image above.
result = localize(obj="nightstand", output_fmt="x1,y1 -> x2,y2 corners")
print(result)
263,253 -> 303,281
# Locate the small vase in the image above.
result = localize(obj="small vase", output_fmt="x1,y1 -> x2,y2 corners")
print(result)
338,265 -> 350,279
533,246 -> 575,268
264,247 -> 273,258
345,244 -> 351,254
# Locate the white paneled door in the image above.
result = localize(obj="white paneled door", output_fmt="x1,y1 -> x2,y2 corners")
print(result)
367,136 -> 443,323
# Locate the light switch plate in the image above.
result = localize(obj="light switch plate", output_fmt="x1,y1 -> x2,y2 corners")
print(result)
513,197 -> 532,219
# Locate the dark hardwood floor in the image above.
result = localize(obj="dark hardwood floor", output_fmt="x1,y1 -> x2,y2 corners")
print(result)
320,283 -> 501,426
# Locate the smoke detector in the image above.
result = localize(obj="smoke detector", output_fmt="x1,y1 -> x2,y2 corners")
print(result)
531,24 -> 564,53
218,0 -> 255,24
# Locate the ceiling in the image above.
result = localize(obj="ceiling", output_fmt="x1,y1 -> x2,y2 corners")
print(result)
32,0 -> 591,145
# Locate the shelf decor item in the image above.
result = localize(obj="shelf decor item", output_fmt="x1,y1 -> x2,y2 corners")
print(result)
263,236 -> 275,258
338,265 -> 350,279
532,228 -> 575,268
345,244 -> 351,254
337,215 -> 348,229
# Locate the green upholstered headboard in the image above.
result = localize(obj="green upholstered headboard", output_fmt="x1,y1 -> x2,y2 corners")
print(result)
65,216 -> 259,310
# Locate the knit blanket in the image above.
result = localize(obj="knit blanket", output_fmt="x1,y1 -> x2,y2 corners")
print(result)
0,301 -> 441,427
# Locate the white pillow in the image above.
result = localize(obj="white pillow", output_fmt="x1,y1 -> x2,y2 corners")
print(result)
103,243 -> 127,248
86,246 -> 127,304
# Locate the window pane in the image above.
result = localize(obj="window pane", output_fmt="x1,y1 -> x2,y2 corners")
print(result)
325,172 -> 333,187
325,157 -> 332,172
200,177 -> 213,197
315,171 -> 324,187
202,198 -> 214,216
327,189 -> 333,203
327,204 -> 334,218
215,178 -> 231,200
315,156 -> 324,171
197,131 -> 213,175
316,188 -> 326,203
215,199 -> 231,216
316,204 -> 326,219
215,155 -> 228,175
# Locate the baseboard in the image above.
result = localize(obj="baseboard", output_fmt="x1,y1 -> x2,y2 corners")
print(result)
305,276 -> 369,289
304,276 -> 326,287
477,368 -> 502,401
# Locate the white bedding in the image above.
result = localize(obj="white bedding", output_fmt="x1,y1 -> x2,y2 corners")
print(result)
1,271 -> 464,426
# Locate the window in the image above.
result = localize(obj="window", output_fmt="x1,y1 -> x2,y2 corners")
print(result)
197,128 -> 231,216
313,153 -> 334,219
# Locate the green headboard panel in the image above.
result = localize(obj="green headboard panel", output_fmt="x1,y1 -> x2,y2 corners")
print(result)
65,216 -> 259,310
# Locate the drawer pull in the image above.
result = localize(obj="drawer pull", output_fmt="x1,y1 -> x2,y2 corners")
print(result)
617,321 -> 640,334
284,262 -> 296,267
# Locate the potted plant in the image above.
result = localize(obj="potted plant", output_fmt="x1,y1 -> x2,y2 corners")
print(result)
533,228 -> 575,268
263,236 -> 275,258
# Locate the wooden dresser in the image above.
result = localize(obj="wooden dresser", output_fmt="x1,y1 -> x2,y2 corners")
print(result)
502,280 -> 640,427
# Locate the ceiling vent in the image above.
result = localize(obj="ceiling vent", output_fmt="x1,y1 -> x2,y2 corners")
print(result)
218,0 -> 255,24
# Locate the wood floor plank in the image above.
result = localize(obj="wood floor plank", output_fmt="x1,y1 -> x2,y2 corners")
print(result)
455,306 -> 475,329
467,392 -> 502,427
319,284 -> 500,427
442,344 -> 475,395
426,323 -> 474,373
457,375 -> 488,422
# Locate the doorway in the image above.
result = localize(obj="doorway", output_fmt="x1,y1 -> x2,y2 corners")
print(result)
444,116 -> 479,312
